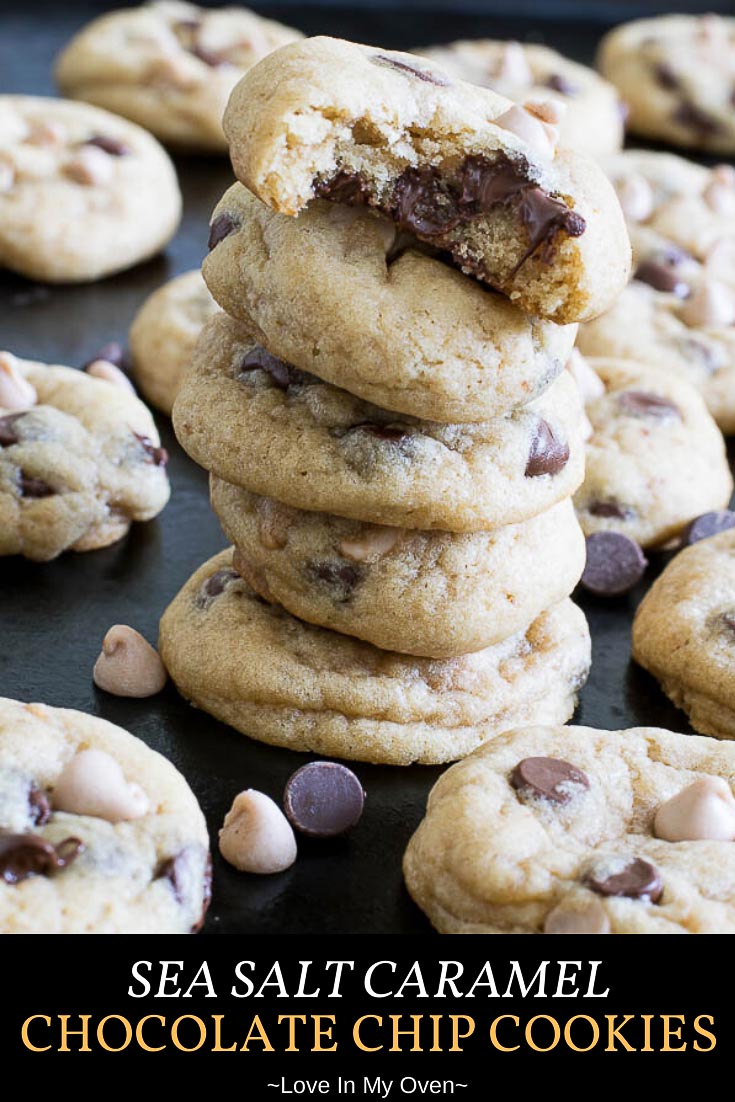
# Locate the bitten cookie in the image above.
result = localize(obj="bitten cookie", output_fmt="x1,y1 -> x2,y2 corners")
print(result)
0,95 -> 181,282
55,0 -> 302,152
202,187 -> 577,424
574,357 -> 732,549
417,39 -> 624,158
129,269 -> 219,415
0,351 -> 170,561
174,313 -> 585,532
0,697 -> 211,933
633,531 -> 735,741
159,550 -> 591,766
212,484 -> 586,658
598,14 -> 735,154
404,723 -> 735,933
222,37 -> 631,323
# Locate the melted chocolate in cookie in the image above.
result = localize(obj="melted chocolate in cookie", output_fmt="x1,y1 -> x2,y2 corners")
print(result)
510,756 -> 589,804
305,559 -> 364,602
0,412 -> 25,447
0,832 -> 83,884
372,54 -> 451,86
83,134 -> 130,156
197,568 -> 240,608
18,473 -> 55,499
616,391 -> 681,419
28,783 -> 51,827
525,419 -> 569,477
134,432 -> 168,467
237,347 -> 315,390
585,857 -> 663,902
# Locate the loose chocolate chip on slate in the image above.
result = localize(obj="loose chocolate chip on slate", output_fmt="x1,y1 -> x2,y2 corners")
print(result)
588,500 -> 634,520
617,390 -> 681,419
0,832 -> 83,884
654,62 -> 681,90
197,568 -> 240,607
19,473 -> 55,498
208,212 -> 239,250
238,346 -> 311,390
525,419 -> 570,477
283,762 -> 365,838
28,783 -> 51,827
635,259 -> 690,297
580,532 -> 648,597
305,559 -> 364,602
0,412 -> 25,446
83,134 -> 130,156
683,510 -> 735,546
510,757 -> 590,805
134,432 -> 168,467
673,101 -> 723,136
545,73 -> 579,95
585,857 -> 663,902
314,170 -> 369,205
372,54 -> 451,85
83,341 -> 127,369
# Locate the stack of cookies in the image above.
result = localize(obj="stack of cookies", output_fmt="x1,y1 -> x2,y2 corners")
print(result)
160,37 -> 632,767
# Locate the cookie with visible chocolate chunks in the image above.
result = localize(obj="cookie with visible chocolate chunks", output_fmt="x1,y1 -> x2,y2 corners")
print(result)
404,723 -> 735,933
0,350 -> 170,562
598,14 -> 735,154
0,95 -> 180,282
0,697 -> 210,933
202,186 -> 577,425
159,549 -> 591,766
174,313 -> 585,532
574,356 -> 732,549
213,484 -> 585,658
221,36 -> 631,323
633,531 -> 735,741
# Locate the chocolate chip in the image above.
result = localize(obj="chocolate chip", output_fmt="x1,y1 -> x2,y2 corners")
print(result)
580,532 -> 648,597
197,568 -> 239,608
314,170 -> 368,205
283,762 -> 365,838
635,259 -> 690,297
237,346 -> 312,390
191,43 -> 226,67
19,473 -> 55,498
587,500 -> 634,520
28,783 -> 50,827
83,134 -> 130,156
0,832 -> 83,884
720,610 -> 735,636
372,54 -> 450,86
510,756 -> 589,804
654,62 -> 681,90
585,857 -> 663,902
393,167 -> 462,236
683,510 -> 735,545
194,851 -> 213,933
349,422 -> 411,442
617,391 -> 681,419
0,412 -> 25,446
677,338 -> 719,373
155,847 -> 203,905
305,560 -> 364,602
673,101 -> 723,137
208,212 -> 239,251
133,432 -> 168,468
83,341 -> 126,369
525,419 -> 569,477
545,73 -> 579,96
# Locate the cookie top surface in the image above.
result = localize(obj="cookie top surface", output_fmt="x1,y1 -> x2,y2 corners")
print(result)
55,0 -> 302,151
633,530 -> 735,737
159,549 -> 591,765
173,312 -> 585,532
222,36 -> 631,323
0,95 -> 181,282
129,269 -> 219,415
213,484 -> 586,658
203,185 -> 577,425
404,723 -> 735,933
417,39 -> 624,158
0,351 -> 170,561
0,697 -> 210,933
598,14 -> 735,153
574,356 -> 732,548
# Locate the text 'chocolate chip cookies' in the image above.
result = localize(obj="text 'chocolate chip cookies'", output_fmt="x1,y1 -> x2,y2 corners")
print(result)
160,32 -> 633,763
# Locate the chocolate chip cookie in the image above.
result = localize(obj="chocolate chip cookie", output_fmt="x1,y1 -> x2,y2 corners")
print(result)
174,313 -> 585,532
222,36 -> 631,323
159,549 -> 591,766
0,95 -> 181,282
417,39 -> 624,158
129,269 -> 219,415
574,356 -> 732,549
55,1 -> 302,152
633,531 -> 735,740
202,186 -> 577,424
0,351 -> 170,561
404,723 -> 735,933
0,696 -> 210,933
212,483 -> 586,658
598,14 -> 735,154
